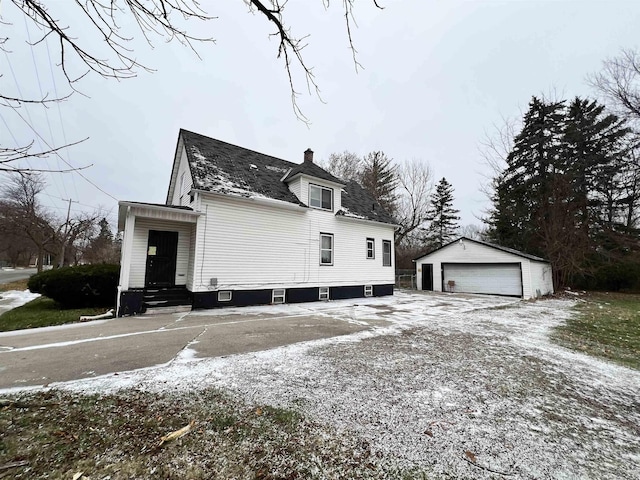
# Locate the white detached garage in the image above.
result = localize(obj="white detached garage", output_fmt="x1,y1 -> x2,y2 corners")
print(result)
414,237 -> 554,299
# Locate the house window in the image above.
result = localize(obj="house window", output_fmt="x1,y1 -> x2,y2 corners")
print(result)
218,291 -> 232,302
320,233 -> 333,265
272,289 -> 286,304
364,285 -> 373,297
319,287 -> 330,301
366,238 -> 375,259
383,240 -> 392,267
309,184 -> 333,210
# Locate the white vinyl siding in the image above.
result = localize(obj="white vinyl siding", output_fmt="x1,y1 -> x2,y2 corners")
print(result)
529,261 -> 554,298
170,148 -> 194,206
190,194 -> 394,292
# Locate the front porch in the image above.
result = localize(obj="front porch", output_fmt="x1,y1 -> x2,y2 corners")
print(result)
117,201 -> 202,316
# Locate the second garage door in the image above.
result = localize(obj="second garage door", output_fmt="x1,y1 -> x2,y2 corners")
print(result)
442,263 -> 522,297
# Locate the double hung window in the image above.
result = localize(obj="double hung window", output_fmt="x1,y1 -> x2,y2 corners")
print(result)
309,184 -> 333,210
320,233 -> 334,265
366,238 -> 375,259
383,240 -> 392,267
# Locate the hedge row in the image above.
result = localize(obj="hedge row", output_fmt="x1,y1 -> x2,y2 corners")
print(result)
28,264 -> 120,309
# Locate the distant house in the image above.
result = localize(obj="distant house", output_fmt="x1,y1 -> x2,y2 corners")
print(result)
414,237 -> 554,299
116,129 -> 396,315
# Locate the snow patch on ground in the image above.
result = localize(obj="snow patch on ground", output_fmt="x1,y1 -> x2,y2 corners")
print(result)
49,292 -> 640,479
0,289 -> 40,316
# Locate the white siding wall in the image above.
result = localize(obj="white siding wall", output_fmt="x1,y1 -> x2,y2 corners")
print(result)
416,240 -> 534,298
289,177 -> 302,202
170,148 -> 194,206
191,194 -> 394,292
529,261 -> 554,297
129,218 -> 194,288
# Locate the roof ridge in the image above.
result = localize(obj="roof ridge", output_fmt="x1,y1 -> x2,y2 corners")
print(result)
180,129 -> 297,167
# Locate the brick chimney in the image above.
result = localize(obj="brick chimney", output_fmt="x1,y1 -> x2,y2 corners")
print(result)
304,148 -> 314,163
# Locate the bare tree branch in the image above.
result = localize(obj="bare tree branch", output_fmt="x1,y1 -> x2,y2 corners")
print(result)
589,48 -> 640,123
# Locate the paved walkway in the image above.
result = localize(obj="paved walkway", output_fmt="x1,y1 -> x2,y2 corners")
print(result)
0,307 -> 381,391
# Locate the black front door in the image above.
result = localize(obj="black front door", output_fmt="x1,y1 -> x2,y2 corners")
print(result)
422,264 -> 433,291
145,230 -> 178,287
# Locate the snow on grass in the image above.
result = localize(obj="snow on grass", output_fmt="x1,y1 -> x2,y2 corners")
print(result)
53,291 -> 640,478
0,289 -> 40,316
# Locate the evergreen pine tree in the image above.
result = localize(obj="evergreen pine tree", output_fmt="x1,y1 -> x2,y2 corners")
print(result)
424,177 -> 460,248
361,151 -> 398,215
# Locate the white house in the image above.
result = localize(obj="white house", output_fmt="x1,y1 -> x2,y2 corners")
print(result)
414,237 -> 554,299
116,129 -> 397,315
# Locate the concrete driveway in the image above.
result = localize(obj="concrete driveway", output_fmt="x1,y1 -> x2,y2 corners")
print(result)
0,305 -> 385,390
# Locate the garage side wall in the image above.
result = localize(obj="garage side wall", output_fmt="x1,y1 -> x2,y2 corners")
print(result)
529,261 -> 554,297
416,240 -> 533,298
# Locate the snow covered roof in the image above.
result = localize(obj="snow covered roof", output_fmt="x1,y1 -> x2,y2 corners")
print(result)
178,130 -> 396,225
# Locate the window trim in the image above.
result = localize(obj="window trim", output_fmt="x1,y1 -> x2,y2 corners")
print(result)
319,286 -> 330,301
382,240 -> 392,267
320,233 -> 334,266
218,291 -> 232,302
272,289 -> 286,304
309,183 -> 333,211
364,285 -> 373,297
366,238 -> 375,259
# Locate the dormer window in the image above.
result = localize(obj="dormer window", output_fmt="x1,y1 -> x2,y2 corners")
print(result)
309,184 -> 333,210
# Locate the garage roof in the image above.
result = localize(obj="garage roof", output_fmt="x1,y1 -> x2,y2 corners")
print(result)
414,237 -> 550,263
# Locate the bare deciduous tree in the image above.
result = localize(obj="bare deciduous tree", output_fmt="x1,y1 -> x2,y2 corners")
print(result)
2,1 -> 384,174
589,48 -> 640,122
322,151 -> 363,182
394,159 -> 433,246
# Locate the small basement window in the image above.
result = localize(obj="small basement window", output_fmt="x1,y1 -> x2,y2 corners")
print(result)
364,285 -> 373,297
218,291 -> 232,302
319,286 -> 330,301
273,289 -> 286,304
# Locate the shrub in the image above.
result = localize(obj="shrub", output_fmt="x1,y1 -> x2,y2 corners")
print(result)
28,264 -> 120,309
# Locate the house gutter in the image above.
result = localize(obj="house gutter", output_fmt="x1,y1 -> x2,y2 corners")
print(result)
193,189 -> 307,212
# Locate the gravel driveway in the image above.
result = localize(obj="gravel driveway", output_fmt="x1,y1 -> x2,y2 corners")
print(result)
53,292 -> 640,479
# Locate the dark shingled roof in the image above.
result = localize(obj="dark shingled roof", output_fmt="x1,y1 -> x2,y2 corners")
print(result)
181,129 -> 302,205
339,181 -> 396,225
414,237 -> 550,263
284,159 -> 345,185
179,129 -> 396,225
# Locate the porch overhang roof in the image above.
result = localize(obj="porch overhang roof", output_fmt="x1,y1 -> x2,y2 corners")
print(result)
117,201 -> 202,230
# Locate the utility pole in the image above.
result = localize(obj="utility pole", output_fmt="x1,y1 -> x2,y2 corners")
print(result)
59,198 -> 73,268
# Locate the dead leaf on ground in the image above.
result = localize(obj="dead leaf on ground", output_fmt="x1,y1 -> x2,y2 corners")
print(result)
158,420 -> 196,447
465,450 -> 477,463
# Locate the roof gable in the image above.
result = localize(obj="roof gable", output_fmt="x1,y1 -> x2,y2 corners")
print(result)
414,237 -> 549,263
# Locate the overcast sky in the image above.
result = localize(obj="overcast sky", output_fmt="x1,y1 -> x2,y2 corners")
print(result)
1,0 -> 639,229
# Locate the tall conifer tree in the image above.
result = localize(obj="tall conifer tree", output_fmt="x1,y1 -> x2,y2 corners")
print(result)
424,177 -> 460,248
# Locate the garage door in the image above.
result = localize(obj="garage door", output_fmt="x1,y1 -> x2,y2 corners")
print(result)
442,263 -> 522,297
